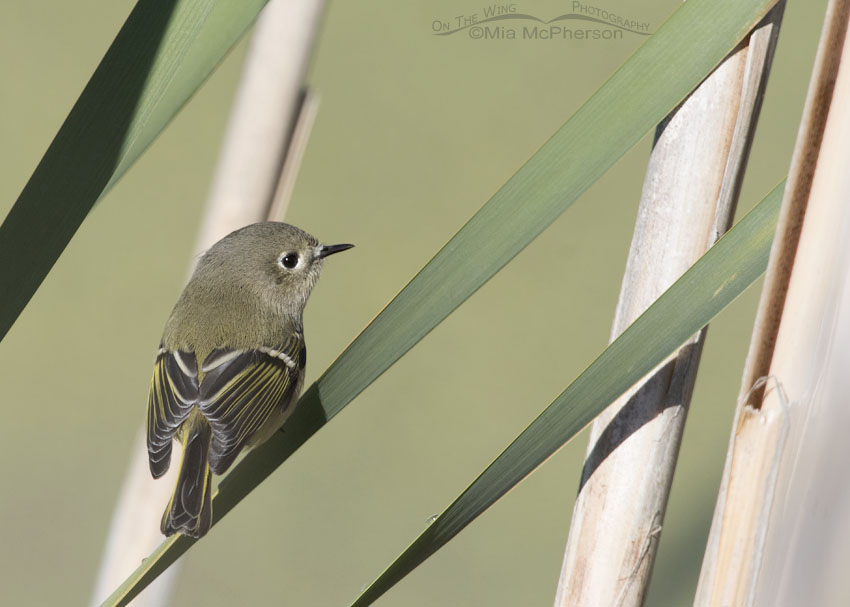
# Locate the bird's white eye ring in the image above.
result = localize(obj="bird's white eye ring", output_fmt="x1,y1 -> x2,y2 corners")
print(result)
278,252 -> 300,269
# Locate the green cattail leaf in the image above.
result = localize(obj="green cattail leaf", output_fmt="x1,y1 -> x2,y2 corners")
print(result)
0,0 -> 270,341
103,0 -> 779,603
351,181 -> 784,606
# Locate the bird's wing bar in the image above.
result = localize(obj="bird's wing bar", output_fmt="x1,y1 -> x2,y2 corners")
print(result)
199,335 -> 304,475
146,348 -> 200,478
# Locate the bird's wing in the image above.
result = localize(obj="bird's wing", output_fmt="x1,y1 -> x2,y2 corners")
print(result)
147,349 -> 200,478
198,334 -> 304,475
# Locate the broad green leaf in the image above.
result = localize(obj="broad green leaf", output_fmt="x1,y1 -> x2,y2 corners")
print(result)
0,0 -> 271,341
352,182 -> 785,606
103,0 -> 778,603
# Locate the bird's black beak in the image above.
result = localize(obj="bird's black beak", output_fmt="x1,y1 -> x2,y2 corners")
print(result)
318,243 -> 354,258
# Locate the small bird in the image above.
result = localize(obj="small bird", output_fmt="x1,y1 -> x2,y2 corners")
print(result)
146,222 -> 352,538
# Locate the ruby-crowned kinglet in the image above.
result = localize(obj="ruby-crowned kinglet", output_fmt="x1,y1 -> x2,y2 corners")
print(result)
146,222 -> 353,538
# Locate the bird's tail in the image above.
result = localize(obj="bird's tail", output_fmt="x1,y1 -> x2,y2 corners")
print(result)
161,411 -> 213,538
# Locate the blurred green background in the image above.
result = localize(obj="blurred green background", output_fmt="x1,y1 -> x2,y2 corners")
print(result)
0,1 -> 827,605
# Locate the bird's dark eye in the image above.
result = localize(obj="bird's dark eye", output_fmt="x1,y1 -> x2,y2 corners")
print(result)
279,253 -> 300,269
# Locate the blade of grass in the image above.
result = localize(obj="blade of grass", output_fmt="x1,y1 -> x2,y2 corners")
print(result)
316,0 -> 778,416
352,181 -> 785,606
103,0 -> 778,603
0,0 -> 271,341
